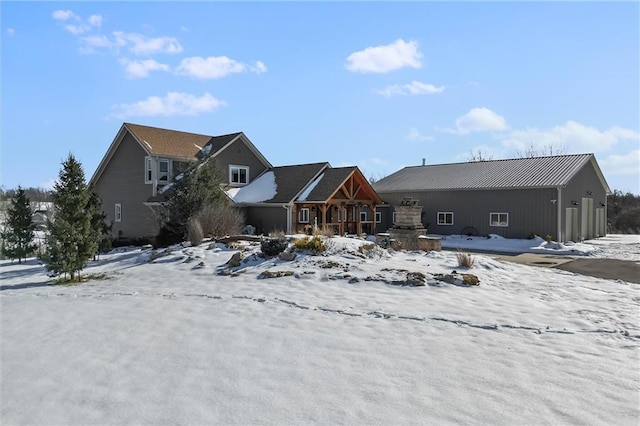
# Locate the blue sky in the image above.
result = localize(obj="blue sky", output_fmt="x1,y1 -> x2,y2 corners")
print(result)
2,1 -> 639,194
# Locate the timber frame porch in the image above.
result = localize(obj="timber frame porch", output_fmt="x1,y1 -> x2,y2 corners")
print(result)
293,167 -> 382,235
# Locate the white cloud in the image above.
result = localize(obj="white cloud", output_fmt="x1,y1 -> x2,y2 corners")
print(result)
52,10 -> 77,21
252,61 -> 268,74
176,56 -> 267,79
599,150 -> 640,176
407,127 -> 434,142
111,92 -> 227,118
445,107 -> 508,135
53,10 -> 101,35
64,24 -> 91,36
113,31 -> 182,55
502,121 -> 639,154
87,14 -> 102,27
119,58 -> 170,79
346,39 -> 422,73
376,80 -> 444,97
6,28 -> 15,37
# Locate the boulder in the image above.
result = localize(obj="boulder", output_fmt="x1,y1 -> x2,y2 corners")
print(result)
227,252 -> 243,267
258,270 -> 295,279
278,252 -> 296,261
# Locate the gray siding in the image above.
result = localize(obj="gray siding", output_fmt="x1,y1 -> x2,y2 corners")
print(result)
215,138 -> 269,185
560,160 -> 608,240
377,188 -> 558,239
243,206 -> 287,235
92,133 -> 158,240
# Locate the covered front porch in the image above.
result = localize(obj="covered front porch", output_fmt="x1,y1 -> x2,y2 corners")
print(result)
292,167 -> 383,235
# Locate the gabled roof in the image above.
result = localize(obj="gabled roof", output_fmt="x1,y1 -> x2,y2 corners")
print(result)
373,154 -> 610,193
300,167 -> 383,204
90,123 -> 271,187
227,162 -> 329,205
125,123 -> 218,158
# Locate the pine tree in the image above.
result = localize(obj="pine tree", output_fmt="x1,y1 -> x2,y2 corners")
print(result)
42,154 -> 97,281
1,187 -> 37,263
161,159 -> 226,240
87,191 -> 112,259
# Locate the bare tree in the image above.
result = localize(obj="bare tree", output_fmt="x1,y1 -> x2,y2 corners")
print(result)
515,142 -> 566,158
467,148 -> 494,162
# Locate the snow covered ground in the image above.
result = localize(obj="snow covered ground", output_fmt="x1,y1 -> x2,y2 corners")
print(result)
1,234 -> 639,425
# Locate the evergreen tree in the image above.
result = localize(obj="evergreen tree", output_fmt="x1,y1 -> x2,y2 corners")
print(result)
87,191 -> 112,259
42,154 -> 97,281
160,159 -> 226,240
1,187 -> 37,263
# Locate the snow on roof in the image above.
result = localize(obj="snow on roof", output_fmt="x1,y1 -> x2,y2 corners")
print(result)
226,171 -> 277,203
297,172 -> 324,201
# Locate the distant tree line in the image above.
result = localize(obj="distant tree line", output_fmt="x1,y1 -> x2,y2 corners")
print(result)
0,187 -> 52,203
608,190 -> 640,234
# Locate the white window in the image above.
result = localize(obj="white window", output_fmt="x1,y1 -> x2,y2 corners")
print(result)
230,165 -> 249,185
158,159 -> 169,183
375,212 -> 381,223
437,212 -> 454,226
115,203 -> 122,223
145,157 -> 152,183
299,208 -> 310,223
360,211 -> 367,222
490,212 -> 509,227
392,211 -> 397,224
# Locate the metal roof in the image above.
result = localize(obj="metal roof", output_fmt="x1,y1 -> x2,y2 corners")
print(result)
373,154 -> 600,192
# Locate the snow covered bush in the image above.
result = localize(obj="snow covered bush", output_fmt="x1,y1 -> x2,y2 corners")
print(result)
261,237 -> 289,257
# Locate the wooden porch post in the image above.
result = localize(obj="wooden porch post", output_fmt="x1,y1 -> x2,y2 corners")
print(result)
320,204 -> 327,232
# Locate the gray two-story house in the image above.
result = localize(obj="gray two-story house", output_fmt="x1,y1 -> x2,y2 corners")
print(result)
89,123 -> 272,241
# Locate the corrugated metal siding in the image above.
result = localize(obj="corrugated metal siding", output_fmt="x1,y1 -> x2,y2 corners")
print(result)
373,154 -> 593,192
93,133 -> 158,239
378,188 -> 558,239
560,159 -> 608,240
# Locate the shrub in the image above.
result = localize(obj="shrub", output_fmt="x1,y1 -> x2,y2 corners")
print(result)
194,205 -> 245,239
545,234 -> 553,243
269,229 -> 286,238
261,237 -> 289,257
187,217 -> 204,246
456,251 -> 474,268
292,235 -> 326,254
319,225 -> 335,237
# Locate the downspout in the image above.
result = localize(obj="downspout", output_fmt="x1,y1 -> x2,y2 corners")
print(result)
557,186 -> 562,243
284,203 -> 293,235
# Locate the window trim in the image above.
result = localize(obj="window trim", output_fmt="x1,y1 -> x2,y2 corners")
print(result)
145,157 -> 153,184
489,212 -> 509,227
437,211 -> 454,226
299,208 -> 310,223
392,211 -> 397,224
375,212 -> 381,223
229,165 -> 250,186
115,203 -> 122,223
158,159 -> 170,183
360,211 -> 367,222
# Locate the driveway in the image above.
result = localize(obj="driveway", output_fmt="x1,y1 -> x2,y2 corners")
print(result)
553,258 -> 640,284
495,253 -> 640,284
